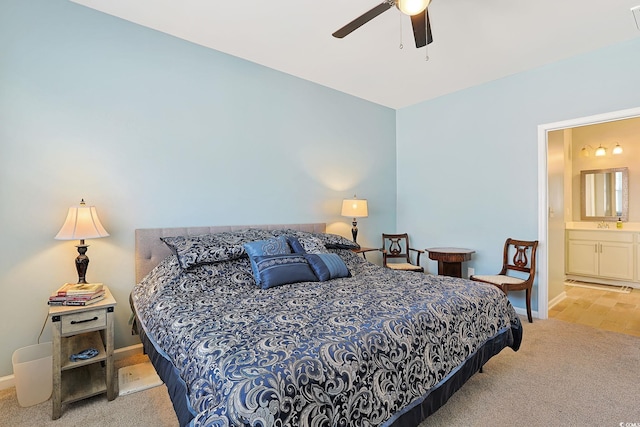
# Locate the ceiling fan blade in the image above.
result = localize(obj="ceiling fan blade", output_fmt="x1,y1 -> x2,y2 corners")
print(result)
332,2 -> 393,39
410,9 -> 433,48
426,10 -> 433,45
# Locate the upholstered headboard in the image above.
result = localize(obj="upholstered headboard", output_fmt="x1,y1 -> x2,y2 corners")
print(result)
134,223 -> 327,283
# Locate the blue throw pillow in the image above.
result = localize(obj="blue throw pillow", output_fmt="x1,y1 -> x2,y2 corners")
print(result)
253,254 -> 318,289
304,253 -> 351,281
243,236 -> 291,285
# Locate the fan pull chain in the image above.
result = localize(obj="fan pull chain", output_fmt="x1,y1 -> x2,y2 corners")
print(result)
399,13 -> 404,49
424,18 -> 429,61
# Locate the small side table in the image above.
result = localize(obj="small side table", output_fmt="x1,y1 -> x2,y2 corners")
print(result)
49,286 -> 117,419
426,248 -> 475,278
351,247 -> 379,260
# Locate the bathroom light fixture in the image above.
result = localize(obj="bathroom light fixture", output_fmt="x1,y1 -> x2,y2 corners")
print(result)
341,195 -> 368,243
397,0 -> 431,16
581,143 -> 623,158
55,199 -> 109,284
580,146 -> 591,157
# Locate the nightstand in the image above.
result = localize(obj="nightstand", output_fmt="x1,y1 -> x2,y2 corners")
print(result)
49,285 -> 117,419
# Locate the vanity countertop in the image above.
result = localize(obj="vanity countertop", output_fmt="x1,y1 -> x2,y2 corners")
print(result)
566,222 -> 640,232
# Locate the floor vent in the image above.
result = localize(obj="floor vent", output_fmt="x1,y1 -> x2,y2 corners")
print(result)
118,361 -> 163,396
564,279 -> 631,294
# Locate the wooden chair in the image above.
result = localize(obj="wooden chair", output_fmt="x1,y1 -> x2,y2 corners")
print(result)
470,238 -> 539,323
381,233 -> 424,272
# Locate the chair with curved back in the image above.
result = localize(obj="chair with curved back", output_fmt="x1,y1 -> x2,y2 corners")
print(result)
470,238 -> 539,323
381,233 -> 424,272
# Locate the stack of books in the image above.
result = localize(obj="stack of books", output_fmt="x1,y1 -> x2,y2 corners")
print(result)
48,283 -> 105,306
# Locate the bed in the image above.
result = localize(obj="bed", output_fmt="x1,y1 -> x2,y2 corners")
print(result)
130,223 -> 522,427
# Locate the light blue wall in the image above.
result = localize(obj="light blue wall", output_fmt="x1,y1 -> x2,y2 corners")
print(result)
0,0 -> 396,377
2,0 -> 638,379
397,36 -> 640,313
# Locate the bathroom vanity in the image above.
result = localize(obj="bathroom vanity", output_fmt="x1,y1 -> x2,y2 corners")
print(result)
565,166 -> 639,288
565,229 -> 637,285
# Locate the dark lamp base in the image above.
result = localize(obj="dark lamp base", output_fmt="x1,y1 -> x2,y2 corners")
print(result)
351,219 -> 359,243
75,244 -> 90,284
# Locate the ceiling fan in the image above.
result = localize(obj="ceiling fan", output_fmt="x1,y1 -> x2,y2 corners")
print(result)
332,0 -> 433,48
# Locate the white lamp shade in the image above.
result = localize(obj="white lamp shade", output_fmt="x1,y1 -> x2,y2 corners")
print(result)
397,0 -> 431,15
612,143 -> 623,155
341,198 -> 369,218
594,146 -> 606,157
55,202 -> 109,240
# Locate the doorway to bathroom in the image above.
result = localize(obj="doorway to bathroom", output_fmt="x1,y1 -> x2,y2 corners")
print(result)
537,106 -> 640,329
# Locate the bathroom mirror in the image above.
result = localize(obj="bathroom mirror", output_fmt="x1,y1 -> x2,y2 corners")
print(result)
580,167 -> 629,221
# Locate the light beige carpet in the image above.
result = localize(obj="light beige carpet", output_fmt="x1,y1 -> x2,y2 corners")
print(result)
423,317 -> 640,426
0,352 -> 177,427
2,318 -> 639,426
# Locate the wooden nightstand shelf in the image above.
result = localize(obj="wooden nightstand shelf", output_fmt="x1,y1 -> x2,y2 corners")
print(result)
49,286 -> 117,419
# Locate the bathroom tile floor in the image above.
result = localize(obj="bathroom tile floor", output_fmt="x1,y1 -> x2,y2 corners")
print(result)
549,283 -> 640,337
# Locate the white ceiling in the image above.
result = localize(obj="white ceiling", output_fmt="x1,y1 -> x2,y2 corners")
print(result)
70,0 -> 640,109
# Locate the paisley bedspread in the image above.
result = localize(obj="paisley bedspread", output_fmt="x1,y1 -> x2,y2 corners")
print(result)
131,246 -> 522,427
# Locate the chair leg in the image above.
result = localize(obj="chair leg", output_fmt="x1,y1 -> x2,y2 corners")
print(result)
526,288 -> 533,323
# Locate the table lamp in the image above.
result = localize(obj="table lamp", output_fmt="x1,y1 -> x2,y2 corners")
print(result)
55,199 -> 109,284
341,195 -> 368,243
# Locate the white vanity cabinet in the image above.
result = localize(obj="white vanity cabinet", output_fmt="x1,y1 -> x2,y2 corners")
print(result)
566,230 -> 634,282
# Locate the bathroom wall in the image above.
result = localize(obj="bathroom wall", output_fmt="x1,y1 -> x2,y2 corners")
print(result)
571,117 -> 640,222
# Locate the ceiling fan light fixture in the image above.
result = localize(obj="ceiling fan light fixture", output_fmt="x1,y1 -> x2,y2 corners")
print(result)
397,0 -> 431,16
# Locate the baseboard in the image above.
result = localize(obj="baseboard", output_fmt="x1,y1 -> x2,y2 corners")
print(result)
0,343 -> 144,391
513,306 -> 539,321
512,293 -> 568,320
548,291 -> 567,310
0,374 -> 15,391
114,343 -> 144,361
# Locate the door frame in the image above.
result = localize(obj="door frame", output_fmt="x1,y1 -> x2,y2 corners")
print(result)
537,106 -> 640,319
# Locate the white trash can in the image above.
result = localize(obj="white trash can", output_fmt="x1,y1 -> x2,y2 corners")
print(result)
11,342 -> 53,407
